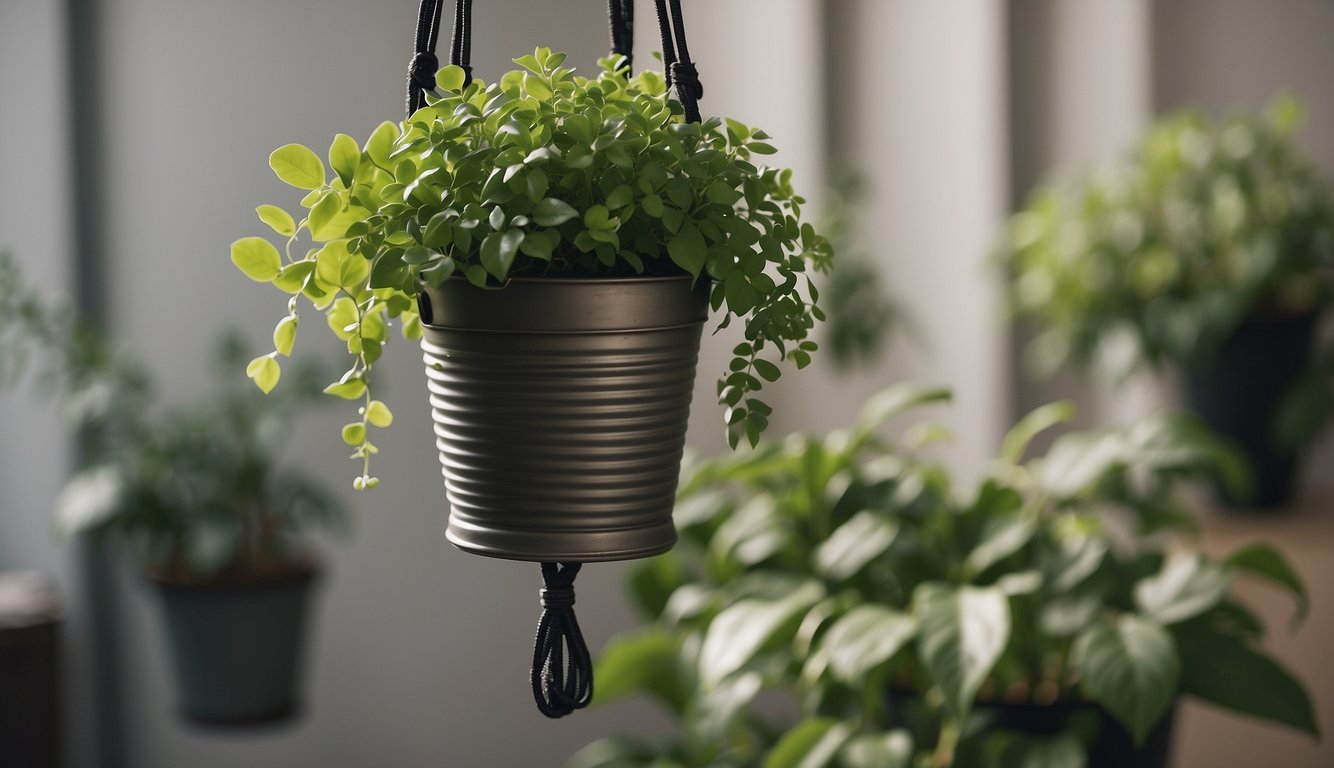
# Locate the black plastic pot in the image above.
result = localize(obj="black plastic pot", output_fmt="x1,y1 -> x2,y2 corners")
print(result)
417,275 -> 710,563
151,565 -> 318,726
1183,312 -> 1318,509
887,689 -> 1176,768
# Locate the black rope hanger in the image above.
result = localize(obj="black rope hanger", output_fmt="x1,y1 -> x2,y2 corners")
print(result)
403,0 -> 704,720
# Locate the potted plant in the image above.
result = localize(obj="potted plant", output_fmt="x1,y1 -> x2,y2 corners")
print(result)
996,97 -> 1334,508
231,47 -> 830,562
571,385 -> 1318,768
2,255 -> 342,725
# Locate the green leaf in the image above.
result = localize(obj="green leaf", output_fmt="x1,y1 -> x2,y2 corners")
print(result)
534,197 -> 578,226
256,205 -> 296,237
837,731 -> 913,768
852,384 -> 953,448
821,605 -> 917,682
813,510 -> 898,580
365,121 -> 399,171
1226,542 -> 1308,626
753,358 -> 782,382
272,260 -> 315,294
763,718 -> 849,768
269,143 -> 326,190
914,583 -> 1010,720
964,514 -> 1035,577
990,732 -> 1087,768
323,378 -> 366,400
480,229 -> 524,280
1134,554 -> 1232,625
365,400 -> 393,428
245,354 -> 280,393
342,422 -> 366,446
1177,625 -> 1319,737
436,64 -> 467,92
272,315 -> 297,356
593,628 -> 691,715
230,237 -> 282,282
329,133 -> 361,186
667,223 -> 707,278
1073,614 -> 1179,744
699,581 -> 824,685
1000,400 -> 1076,464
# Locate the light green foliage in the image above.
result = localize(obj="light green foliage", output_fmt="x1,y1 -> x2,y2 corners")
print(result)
234,49 -> 832,486
998,97 -> 1334,447
572,383 -> 1316,767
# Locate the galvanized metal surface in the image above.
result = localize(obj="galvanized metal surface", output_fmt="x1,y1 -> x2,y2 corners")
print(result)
419,276 -> 709,563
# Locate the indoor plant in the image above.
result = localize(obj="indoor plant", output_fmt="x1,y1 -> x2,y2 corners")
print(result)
2,256 -> 342,724
56,333 -> 341,726
231,47 -> 830,559
571,385 -> 1318,768
997,97 -> 1334,508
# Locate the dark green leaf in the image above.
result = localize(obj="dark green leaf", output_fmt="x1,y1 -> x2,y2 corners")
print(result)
915,583 -> 1010,720
1073,614 -> 1179,744
1177,625 -> 1318,737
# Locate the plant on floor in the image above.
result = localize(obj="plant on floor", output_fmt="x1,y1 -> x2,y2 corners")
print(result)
232,49 -> 831,488
570,385 -> 1318,768
997,97 -> 1334,448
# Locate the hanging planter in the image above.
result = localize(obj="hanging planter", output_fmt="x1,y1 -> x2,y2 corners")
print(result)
232,0 -> 831,717
419,275 -> 709,562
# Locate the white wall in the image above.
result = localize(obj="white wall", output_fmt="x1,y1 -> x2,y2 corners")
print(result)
774,0 -> 1010,478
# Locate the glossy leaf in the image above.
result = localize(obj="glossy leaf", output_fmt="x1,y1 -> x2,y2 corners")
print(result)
821,605 -> 917,682
1177,625 -> 1318,737
230,237 -> 282,282
914,583 -> 1010,720
269,143 -> 326,190
1073,614 -> 1179,744
813,510 -> 898,581
1134,554 -> 1232,625
763,718 -> 848,768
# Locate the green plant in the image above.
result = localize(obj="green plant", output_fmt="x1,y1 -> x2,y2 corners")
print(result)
232,49 -> 831,488
2,253 -> 341,579
572,385 -> 1317,768
997,97 -> 1334,442
819,167 -> 904,371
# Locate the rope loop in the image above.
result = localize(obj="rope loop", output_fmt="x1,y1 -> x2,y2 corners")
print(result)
531,562 -> 593,719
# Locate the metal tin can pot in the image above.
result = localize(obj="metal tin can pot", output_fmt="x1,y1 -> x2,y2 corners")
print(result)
418,275 -> 709,562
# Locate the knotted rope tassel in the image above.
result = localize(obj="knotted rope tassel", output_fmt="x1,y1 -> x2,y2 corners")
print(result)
530,562 -> 593,718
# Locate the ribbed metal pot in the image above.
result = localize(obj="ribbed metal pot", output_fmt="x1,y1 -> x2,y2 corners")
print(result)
418,275 -> 710,563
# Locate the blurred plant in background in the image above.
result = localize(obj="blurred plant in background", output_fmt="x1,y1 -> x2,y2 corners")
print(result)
0,251 -> 342,579
819,167 -> 907,372
996,96 -> 1334,449
568,385 -> 1316,768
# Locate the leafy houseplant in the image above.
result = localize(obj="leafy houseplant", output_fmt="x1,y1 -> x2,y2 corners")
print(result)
997,97 -> 1334,507
231,48 -> 829,486
573,385 -> 1318,768
2,254 -> 342,724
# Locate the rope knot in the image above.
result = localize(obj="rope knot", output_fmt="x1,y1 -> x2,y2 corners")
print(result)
540,585 -> 576,610
408,51 -> 440,92
531,562 -> 593,718
669,60 -> 704,100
